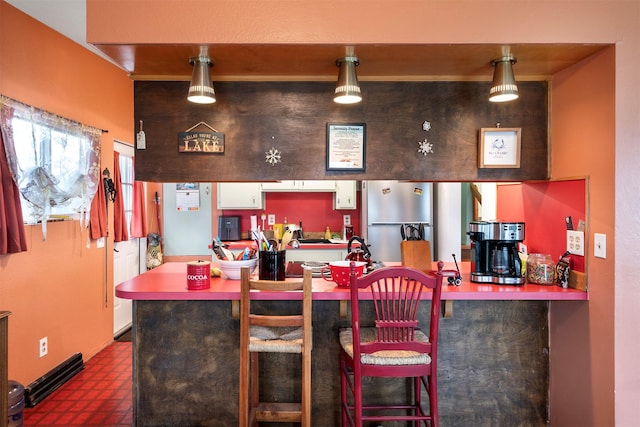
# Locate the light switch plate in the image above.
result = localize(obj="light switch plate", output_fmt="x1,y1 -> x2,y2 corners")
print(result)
97,237 -> 105,248
594,233 -> 606,259
566,230 -> 585,256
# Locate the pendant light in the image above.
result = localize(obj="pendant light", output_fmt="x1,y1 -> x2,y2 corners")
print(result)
489,56 -> 518,103
334,56 -> 362,104
188,55 -> 216,104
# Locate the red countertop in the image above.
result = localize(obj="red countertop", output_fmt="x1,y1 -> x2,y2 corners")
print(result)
115,262 -> 588,302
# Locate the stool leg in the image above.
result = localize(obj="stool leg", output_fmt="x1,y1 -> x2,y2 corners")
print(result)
340,354 -> 348,426
302,349 -> 311,426
250,352 -> 260,414
239,344 -> 249,427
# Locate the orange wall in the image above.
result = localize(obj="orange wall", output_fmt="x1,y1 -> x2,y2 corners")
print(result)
0,3 -> 134,385
548,47 -> 616,426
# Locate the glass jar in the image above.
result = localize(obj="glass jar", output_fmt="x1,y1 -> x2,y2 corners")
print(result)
526,253 -> 555,285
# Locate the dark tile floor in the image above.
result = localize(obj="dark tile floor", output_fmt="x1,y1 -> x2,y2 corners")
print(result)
23,341 -> 132,426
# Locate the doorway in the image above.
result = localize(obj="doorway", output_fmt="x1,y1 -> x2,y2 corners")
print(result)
113,141 -> 140,336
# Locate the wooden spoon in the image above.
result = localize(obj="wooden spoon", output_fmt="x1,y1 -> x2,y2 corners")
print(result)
280,229 -> 294,251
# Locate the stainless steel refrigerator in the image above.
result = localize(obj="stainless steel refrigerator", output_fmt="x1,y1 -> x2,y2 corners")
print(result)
361,180 -> 434,263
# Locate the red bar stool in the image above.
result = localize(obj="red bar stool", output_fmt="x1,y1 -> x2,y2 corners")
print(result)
239,266 -> 313,426
339,262 -> 444,426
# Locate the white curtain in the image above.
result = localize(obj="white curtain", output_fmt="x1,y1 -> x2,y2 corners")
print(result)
0,96 -> 102,237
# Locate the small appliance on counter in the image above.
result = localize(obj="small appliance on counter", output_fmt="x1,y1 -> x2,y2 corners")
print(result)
218,215 -> 241,241
346,236 -> 374,272
468,220 -> 525,285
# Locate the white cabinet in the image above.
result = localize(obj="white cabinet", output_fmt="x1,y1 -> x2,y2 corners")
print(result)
334,180 -> 357,209
218,180 -> 356,210
261,180 -> 336,192
299,180 -> 336,191
261,181 -> 298,191
217,183 -> 264,209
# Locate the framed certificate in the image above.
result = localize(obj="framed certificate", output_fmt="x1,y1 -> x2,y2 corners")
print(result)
326,123 -> 366,171
478,127 -> 521,168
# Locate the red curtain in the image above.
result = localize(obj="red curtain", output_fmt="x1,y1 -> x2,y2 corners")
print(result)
0,130 -> 27,254
113,152 -> 129,243
129,159 -> 148,238
89,173 -> 107,239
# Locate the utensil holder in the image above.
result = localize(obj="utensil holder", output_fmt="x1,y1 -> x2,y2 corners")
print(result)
259,250 -> 286,280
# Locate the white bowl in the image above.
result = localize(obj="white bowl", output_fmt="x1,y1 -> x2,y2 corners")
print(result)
218,258 -> 258,280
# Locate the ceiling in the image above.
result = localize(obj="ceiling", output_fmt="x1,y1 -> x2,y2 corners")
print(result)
7,0 -> 607,82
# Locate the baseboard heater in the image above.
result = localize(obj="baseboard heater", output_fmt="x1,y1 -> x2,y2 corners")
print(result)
25,352 -> 84,407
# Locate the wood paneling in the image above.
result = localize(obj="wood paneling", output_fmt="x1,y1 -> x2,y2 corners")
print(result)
97,44 -> 606,82
134,81 -> 548,182
133,299 -> 549,426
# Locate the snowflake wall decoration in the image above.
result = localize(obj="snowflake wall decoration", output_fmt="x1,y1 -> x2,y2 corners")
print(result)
265,147 -> 281,166
418,139 -> 434,156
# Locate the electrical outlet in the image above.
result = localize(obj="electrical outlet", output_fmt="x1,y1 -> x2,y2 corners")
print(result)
343,215 -> 351,226
566,230 -> 585,256
96,237 -> 105,248
267,214 -> 275,226
39,337 -> 48,358
594,233 -> 607,259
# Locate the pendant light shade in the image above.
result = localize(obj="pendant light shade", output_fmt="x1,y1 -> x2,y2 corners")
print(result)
489,56 -> 518,103
188,55 -> 216,104
334,56 -> 362,104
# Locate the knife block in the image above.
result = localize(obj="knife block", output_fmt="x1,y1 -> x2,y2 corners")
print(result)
400,240 -> 432,273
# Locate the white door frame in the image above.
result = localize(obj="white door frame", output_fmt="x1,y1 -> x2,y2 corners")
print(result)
113,141 -> 139,336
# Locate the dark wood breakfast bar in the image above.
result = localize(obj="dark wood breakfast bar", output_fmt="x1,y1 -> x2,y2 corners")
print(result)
116,262 -> 587,426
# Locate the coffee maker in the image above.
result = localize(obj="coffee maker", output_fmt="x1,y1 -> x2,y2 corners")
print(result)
468,221 -> 525,285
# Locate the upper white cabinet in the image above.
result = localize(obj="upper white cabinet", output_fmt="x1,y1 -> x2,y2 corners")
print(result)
334,181 -> 357,209
261,180 -> 336,192
217,183 -> 264,209
218,181 -> 357,210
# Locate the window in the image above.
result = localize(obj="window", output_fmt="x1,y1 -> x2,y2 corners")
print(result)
0,97 -> 101,225
118,152 -> 134,231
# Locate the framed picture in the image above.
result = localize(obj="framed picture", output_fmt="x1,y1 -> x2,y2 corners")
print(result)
478,127 -> 521,168
326,123 -> 366,171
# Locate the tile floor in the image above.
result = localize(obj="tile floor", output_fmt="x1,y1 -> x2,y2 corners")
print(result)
23,341 -> 132,426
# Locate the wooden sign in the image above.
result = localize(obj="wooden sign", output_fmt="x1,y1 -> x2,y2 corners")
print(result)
178,131 -> 225,154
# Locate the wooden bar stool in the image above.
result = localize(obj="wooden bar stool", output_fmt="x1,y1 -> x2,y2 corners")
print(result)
239,266 -> 313,426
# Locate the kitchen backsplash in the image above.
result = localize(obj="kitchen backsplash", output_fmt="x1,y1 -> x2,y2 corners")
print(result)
219,191 -> 361,239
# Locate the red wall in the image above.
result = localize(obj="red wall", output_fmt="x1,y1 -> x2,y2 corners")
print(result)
497,180 -> 586,272
220,191 -> 361,238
